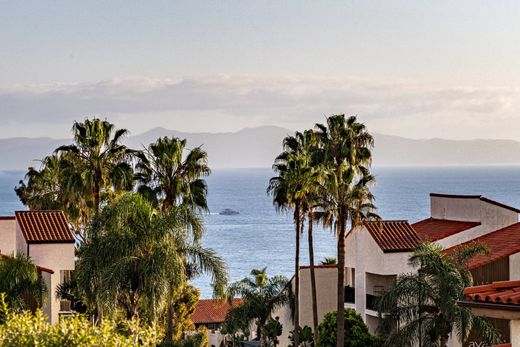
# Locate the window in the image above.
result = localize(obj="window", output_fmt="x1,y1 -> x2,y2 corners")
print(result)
60,270 -> 72,284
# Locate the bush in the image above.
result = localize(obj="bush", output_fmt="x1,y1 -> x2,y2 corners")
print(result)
0,294 -> 162,347
316,309 -> 378,347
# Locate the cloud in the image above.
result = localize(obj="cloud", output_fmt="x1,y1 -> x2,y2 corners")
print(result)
0,75 -> 519,139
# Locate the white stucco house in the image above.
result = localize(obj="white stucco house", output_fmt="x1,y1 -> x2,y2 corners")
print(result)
0,210 -> 75,324
276,193 -> 520,347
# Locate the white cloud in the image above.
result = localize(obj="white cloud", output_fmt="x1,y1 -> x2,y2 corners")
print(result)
0,75 -> 519,140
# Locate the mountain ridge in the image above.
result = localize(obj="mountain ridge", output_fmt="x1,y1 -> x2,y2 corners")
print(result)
1,126 -> 520,170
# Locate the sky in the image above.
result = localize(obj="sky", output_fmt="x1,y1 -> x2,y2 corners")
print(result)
1,1 -> 520,140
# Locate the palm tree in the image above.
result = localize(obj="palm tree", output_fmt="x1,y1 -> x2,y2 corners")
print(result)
15,154 -> 88,236
134,136 -> 212,340
75,193 -> 227,324
0,253 -> 47,313
314,115 -> 376,347
268,130 -> 319,346
377,243 -> 500,347
55,117 -> 134,216
226,268 -> 290,347
134,136 -> 210,214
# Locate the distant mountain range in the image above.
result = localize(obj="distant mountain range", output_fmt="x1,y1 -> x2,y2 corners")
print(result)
1,126 -> 520,170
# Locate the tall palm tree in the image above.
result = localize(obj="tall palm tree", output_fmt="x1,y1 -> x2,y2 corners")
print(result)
377,243 -> 500,347
268,130 -> 319,346
314,115 -> 376,347
134,136 -> 210,214
134,136 -> 212,340
0,253 -> 47,314
15,154 -> 88,236
56,117 -> 134,216
226,268 -> 290,347
75,193 -> 227,324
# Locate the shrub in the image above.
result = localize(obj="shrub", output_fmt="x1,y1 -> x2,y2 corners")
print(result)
0,294 -> 162,347
316,309 -> 378,347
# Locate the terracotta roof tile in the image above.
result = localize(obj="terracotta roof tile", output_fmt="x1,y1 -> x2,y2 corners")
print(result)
191,298 -> 243,324
0,254 -> 54,274
443,223 -> 520,269
364,221 -> 422,253
412,218 -> 481,242
15,211 -> 74,244
464,281 -> 520,305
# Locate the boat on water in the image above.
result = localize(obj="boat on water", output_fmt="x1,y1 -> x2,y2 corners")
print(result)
219,208 -> 240,215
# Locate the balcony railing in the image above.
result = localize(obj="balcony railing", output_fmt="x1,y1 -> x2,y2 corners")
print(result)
366,294 -> 380,311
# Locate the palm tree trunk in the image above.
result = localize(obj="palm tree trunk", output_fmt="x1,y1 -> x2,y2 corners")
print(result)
336,206 -> 346,347
308,210 -> 319,343
94,170 -> 101,213
294,203 -> 301,347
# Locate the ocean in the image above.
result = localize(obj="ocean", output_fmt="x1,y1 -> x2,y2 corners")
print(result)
2,166 -> 520,298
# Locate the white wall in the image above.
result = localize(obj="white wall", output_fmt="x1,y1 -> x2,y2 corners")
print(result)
510,253 -> 520,280
431,196 -> 482,222
511,320 -> 520,347
29,243 -> 75,324
0,218 -> 16,255
15,222 -> 27,255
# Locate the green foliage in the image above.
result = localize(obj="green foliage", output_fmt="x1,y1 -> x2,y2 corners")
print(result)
75,193 -> 227,324
289,325 -> 314,347
265,316 -> 283,346
320,257 -> 336,265
316,309 -> 378,347
169,284 -> 200,341
226,268 -> 289,346
377,242 -> 500,347
0,253 -> 47,313
0,298 -> 161,347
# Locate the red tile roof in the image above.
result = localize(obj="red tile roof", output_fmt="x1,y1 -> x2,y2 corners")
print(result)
364,221 -> 422,253
0,254 -> 54,274
464,281 -> 520,305
412,218 -> 481,242
16,211 -> 75,244
191,298 -> 243,324
444,223 -> 520,269
430,193 -> 520,213
300,264 -> 337,270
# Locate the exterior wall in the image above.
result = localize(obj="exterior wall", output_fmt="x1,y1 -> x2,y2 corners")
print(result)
431,195 -> 518,230
510,253 -> 520,280
436,225 -> 482,249
272,298 -> 294,347
15,222 -> 27,255
41,271 -> 53,321
0,218 -> 16,255
28,243 -> 75,324
511,320 -> 520,347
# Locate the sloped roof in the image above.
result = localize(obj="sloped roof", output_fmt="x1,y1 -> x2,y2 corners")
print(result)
364,221 -> 422,253
412,218 -> 481,242
464,280 -> 520,305
0,254 -> 54,274
191,298 -> 243,324
15,211 -> 75,244
443,223 -> 520,269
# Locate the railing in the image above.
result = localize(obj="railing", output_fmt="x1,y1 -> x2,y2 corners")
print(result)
344,286 -> 355,303
366,294 -> 380,311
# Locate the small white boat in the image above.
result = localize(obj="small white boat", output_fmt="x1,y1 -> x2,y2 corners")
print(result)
219,208 -> 240,215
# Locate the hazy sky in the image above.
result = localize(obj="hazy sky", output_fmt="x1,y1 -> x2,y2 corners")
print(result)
1,1 -> 520,140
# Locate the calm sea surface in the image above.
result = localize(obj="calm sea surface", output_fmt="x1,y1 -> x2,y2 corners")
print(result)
2,166 -> 520,298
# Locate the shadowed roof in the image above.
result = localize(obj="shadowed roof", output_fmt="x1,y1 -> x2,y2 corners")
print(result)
443,222 -> 520,269
191,298 -> 243,324
412,218 -> 481,242
364,220 -> 422,253
15,211 -> 75,244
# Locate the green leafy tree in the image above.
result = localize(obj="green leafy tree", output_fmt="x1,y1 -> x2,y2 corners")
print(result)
0,254 -> 47,315
320,257 -> 336,265
316,309 -> 377,347
314,115 -> 377,346
377,242 -> 500,347
226,268 -> 290,347
75,193 -> 227,325
289,326 -> 314,347
265,316 -> 283,346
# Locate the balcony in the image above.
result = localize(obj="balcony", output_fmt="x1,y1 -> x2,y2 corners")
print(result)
344,286 -> 355,304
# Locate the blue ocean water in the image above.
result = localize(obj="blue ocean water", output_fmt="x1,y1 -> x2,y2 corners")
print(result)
2,166 -> 520,298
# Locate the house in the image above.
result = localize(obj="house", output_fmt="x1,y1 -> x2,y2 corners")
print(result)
0,211 -> 75,324
459,280 -> 520,347
277,193 -> 520,347
191,298 -> 243,347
